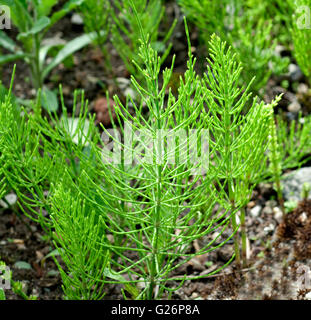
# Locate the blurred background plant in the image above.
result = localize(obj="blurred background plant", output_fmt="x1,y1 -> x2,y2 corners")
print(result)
0,0 -> 97,112
78,0 -> 113,71
178,0 -> 289,95
79,0 -> 176,84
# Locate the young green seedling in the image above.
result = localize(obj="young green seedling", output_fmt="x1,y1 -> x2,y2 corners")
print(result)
0,0 -> 96,111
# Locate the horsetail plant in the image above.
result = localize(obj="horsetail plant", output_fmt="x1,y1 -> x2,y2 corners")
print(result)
0,171 -> 6,200
50,184 -> 110,300
0,83 -> 102,233
202,34 -> 280,267
62,24 -> 239,299
258,112 -> 311,196
267,97 -> 287,219
272,112 -> 311,172
0,78 -> 118,298
179,0 -> 288,95
79,0 -> 113,71
110,0 -> 176,81
0,19 -> 284,298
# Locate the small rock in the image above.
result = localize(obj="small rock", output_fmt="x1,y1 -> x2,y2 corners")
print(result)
284,91 -> 297,103
262,206 -> 273,215
116,77 -> 131,89
273,207 -> 283,223
188,257 -> 205,271
288,63 -> 303,82
71,13 -> 84,25
283,167 -> 311,201
94,97 -> 116,127
106,234 -> 114,243
266,200 -> 278,208
217,245 -> 233,262
136,278 -> 146,290
32,288 -> 39,296
0,193 -> 17,208
297,83 -> 309,95
36,250 -> 44,262
287,112 -> 297,121
190,292 -> 199,299
298,212 -> 308,223
116,77 -> 137,98
17,243 -> 27,250
250,205 -> 262,218
21,280 -> 30,293
258,183 -> 274,198
288,100 -> 301,113
264,223 -> 275,235
211,231 -> 220,240
247,201 -> 256,209
124,87 -> 136,99
275,45 -> 286,56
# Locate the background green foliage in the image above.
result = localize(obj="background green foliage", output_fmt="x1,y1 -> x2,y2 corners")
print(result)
178,0 -> 289,94
80,0 -> 176,82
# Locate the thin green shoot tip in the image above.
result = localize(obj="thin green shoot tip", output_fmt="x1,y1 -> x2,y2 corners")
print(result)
8,64 -> 16,96
183,17 -> 192,58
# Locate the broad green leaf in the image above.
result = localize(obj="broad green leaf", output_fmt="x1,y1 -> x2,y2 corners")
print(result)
41,87 -> 59,112
0,31 -> 19,52
46,270 -> 59,277
0,53 -> 27,64
39,43 -> 63,69
103,268 -> 139,298
39,35 -> 67,68
14,261 -> 32,270
17,16 -> 51,40
37,0 -> 59,17
42,32 -> 95,80
41,248 -> 61,267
